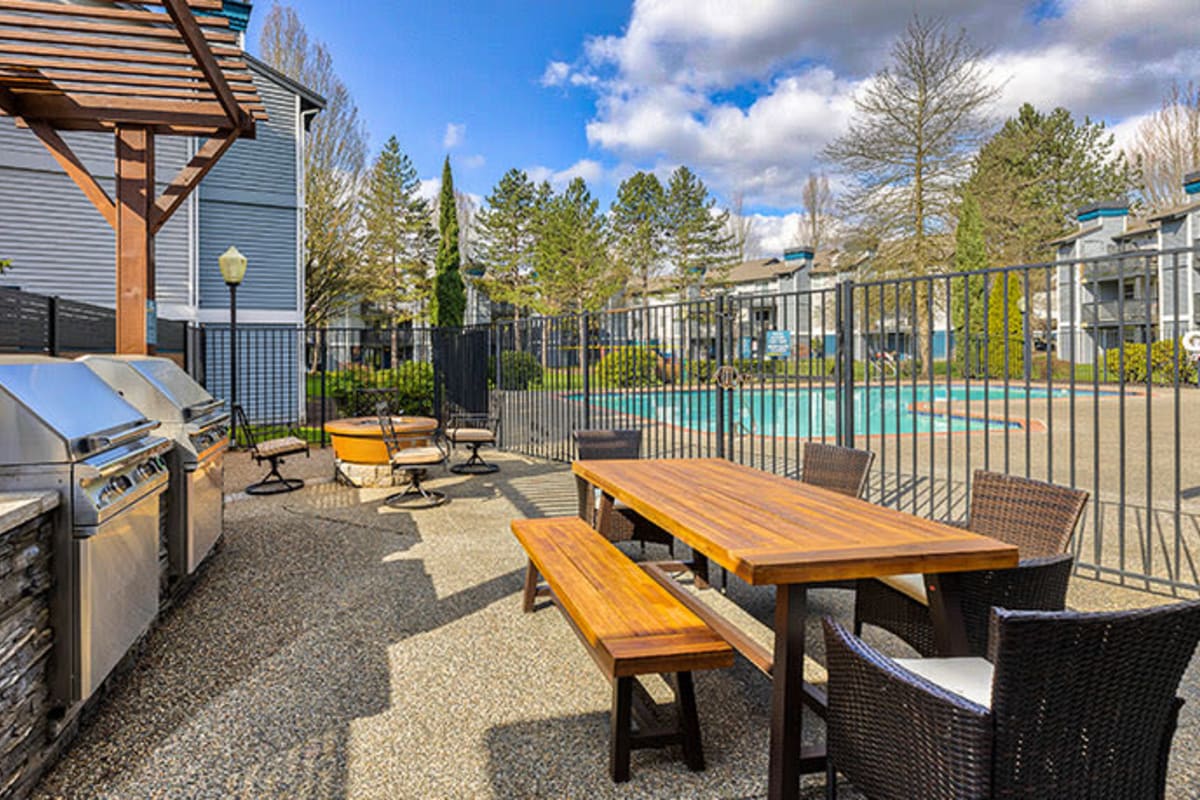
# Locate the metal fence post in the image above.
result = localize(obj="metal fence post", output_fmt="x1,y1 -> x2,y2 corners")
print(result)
47,295 -> 59,356
836,280 -> 856,448
319,329 -> 328,447
580,311 -> 591,430
715,294 -> 726,460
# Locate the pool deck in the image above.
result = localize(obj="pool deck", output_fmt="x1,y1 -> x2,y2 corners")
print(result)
30,449 -> 1200,799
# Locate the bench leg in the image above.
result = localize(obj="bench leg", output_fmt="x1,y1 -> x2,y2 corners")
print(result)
676,671 -> 705,771
610,676 -> 633,783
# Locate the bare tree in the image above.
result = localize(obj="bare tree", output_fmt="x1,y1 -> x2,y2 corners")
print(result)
825,15 -> 998,376
796,173 -> 833,251
1127,82 -> 1200,211
260,5 -> 368,329
725,190 -> 755,262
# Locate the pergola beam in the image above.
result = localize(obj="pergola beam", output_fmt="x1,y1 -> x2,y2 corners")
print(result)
0,0 -> 229,27
161,0 -> 245,130
28,119 -> 118,228
151,128 -> 239,234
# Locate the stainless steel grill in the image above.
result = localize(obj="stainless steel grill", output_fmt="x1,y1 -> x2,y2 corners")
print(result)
0,356 -> 170,707
80,356 -> 229,577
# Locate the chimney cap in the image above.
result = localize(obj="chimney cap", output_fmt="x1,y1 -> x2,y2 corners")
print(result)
784,246 -> 814,260
1076,200 -> 1129,222
1184,171 -> 1200,193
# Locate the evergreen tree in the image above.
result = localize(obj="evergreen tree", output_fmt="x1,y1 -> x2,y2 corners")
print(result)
966,103 -> 1138,266
663,166 -> 734,294
985,271 -> 1025,379
476,169 -> 543,345
610,171 -> 667,309
433,156 -> 466,327
360,136 -> 435,363
951,193 -> 988,374
534,178 -> 618,316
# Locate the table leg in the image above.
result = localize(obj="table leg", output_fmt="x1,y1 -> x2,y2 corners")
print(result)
768,583 -> 807,800
576,474 -> 593,524
927,572 -> 970,656
691,551 -> 710,589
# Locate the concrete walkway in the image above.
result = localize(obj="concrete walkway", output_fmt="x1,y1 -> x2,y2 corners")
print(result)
33,450 -> 1200,798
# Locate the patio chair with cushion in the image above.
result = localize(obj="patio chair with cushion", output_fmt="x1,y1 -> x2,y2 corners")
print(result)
854,469 -> 1088,656
822,601 -> 1200,800
234,404 -> 310,495
446,411 -> 499,474
801,441 -> 875,499
573,429 -> 674,554
377,402 -> 449,508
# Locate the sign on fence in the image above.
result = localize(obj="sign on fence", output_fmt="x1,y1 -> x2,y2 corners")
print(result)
766,330 -> 791,359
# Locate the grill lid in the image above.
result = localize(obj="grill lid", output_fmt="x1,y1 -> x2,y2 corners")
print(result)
79,355 -> 218,423
0,356 -> 152,465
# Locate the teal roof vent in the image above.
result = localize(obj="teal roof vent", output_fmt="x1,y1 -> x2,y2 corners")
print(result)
783,246 -> 814,261
1076,201 -> 1129,223
198,1 -> 252,34
1184,171 -> 1200,196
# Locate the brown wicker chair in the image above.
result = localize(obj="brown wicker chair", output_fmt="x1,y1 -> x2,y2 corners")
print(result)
801,441 -> 875,498
853,470 -> 1088,656
573,429 -> 674,554
822,601 -> 1200,800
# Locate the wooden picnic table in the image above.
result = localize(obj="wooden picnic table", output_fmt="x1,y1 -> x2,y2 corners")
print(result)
572,457 -> 1018,800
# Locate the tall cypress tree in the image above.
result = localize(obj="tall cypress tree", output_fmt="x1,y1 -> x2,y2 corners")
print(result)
951,192 -> 988,374
433,156 -> 466,327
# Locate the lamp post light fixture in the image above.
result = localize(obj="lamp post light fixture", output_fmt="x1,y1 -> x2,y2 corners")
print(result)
219,246 -> 247,445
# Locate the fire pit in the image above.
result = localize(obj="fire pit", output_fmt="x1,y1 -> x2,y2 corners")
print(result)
327,416 -> 437,487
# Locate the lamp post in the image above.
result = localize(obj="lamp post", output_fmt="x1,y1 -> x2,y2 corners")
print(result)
219,246 -> 247,444
1017,296 -> 1031,382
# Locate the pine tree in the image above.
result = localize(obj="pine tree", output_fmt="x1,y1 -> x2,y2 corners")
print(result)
663,166 -> 734,294
360,136 -> 434,364
476,169 -> 542,346
433,156 -> 466,327
966,103 -> 1138,266
951,192 -> 988,374
610,171 -> 667,309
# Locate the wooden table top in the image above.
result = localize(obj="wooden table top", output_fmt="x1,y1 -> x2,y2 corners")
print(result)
574,458 -> 1018,585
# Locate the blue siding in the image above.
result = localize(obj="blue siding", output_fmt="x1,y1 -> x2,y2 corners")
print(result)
202,326 -> 302,425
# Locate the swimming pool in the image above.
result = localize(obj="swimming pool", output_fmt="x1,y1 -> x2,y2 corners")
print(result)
578,384 -> 1079,437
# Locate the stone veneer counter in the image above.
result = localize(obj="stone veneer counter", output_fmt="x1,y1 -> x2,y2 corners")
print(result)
0,491 -> 57,797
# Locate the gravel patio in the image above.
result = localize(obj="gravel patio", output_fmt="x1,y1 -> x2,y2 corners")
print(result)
32,449 -> 1200,799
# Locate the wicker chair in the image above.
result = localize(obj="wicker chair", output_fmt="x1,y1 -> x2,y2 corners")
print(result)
801,441 -> 875,498
377,402 -> 449,508
573,429 -> 674,554
822,601 -> 1200,800
854,470 -> 1088,656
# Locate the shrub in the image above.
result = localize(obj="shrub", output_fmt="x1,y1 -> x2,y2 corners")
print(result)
377,361 -> 435,415
495,350 -> 542,390
1104,339 -> 1198,385
986,273 -> 1024,379
595,346 -> 661,387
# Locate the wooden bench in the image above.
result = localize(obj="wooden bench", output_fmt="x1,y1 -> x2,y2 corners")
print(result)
234,405 -> 310,495
511,516 -> 733,782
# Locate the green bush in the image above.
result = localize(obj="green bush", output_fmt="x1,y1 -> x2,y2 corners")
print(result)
595,346 -> 661,387
1104,339 -> 1198,385
496,350 -> 543,390
378,361 -> 435,415
314,361 -> 435,416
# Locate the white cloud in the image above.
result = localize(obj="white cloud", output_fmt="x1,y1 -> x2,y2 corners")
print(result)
417,178 -> 440,202
443,123 -> 466,149
540,0 -> 1200,217
461,154 -> 486,169
527,158 -> 606,190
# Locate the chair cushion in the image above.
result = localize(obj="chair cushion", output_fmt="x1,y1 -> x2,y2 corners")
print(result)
256,436 -> 307,458
879,573 -> 928,605
448,428 -> 495,443
391,447 -> 445,466
895,656 -> 994,709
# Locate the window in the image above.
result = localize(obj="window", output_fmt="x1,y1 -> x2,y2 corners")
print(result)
1123,281 -> 1136,300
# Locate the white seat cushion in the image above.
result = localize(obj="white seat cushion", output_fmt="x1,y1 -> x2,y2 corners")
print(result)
448,428 -> 495,443
879,572 -> 928,605
895,657 -> 994,709
391,446 -> 444,466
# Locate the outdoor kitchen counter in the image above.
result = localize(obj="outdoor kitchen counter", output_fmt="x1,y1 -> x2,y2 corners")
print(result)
0,491 -> 60,532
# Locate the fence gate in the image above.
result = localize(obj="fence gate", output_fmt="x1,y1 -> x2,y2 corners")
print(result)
435,326 -> 491,415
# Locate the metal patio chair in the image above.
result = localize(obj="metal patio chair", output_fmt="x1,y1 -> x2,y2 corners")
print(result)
377,402 -> 449,508
446,410 -> 500,474
823,601 -> 1200,800
853,469 -> 1088,656
234,404 -> 310,495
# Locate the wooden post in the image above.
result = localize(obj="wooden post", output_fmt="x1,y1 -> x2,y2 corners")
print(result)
115,125 -> 155,355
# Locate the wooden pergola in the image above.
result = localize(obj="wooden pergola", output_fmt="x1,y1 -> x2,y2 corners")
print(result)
0,0 -> 265,353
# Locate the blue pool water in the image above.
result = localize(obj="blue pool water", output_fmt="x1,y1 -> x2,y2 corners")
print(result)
579,385 -> 1081,437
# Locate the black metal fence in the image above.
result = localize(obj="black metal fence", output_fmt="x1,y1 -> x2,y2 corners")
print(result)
495,248 -> 1200,597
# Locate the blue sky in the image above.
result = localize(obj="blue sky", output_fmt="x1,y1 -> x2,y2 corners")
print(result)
247,1 -> 1200,257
